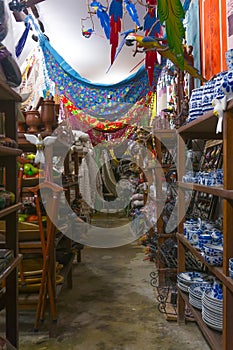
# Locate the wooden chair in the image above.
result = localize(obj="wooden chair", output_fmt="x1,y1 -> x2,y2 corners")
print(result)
27,181 -> 64,331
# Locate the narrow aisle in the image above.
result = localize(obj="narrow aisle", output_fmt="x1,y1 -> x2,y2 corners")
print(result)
19,244 -> 210,350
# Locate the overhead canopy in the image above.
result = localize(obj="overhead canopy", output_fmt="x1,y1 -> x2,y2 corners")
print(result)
40,33 -> 164,121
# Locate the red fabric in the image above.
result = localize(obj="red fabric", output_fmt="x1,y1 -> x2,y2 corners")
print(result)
200,0 -> 227,80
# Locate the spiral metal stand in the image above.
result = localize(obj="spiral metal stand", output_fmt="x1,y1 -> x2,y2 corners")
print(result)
150,238 -> 204,320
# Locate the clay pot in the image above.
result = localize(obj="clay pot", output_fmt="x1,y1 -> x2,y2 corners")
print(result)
25,110 -> 41,133
40,98 -> 56,133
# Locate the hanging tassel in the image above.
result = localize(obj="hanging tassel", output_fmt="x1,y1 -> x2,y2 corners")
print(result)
15,22 -> 31,58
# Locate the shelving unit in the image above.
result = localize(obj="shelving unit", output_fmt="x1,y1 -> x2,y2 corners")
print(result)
152,129 -> 177,284
0,81 -> 22,349
177,98 -> 233,350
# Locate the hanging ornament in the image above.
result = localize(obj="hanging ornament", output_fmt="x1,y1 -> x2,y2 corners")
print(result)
124,0 -> 141,27
15,21 -> 31,57
81,16 -> 94,38
24,134 -> 57,164
90,1 -> 110,39
109,0 -> 123,64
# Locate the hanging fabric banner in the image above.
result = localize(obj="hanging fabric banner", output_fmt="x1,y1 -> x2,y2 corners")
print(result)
61,95 -> 151,131
40,37 -> 164,119
22,10 -> 164,121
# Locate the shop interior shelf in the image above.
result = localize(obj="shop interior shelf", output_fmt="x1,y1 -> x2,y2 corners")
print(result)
178,289 -> 222,350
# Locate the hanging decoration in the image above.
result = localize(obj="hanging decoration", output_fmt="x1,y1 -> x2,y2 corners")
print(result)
60,94 -> 151,131
35,28 -> 163,119
19,0 -> 203,131
90,1 -> 110,39
62,102 -> 136,145
144,1 -> 163,37
157,0 -> 185,69
15,21 -> 31,57
109,0 -> 123,64
125,31 -> 206,85
81,16 -> 95,38
124,0 -> 141,27
88,125 -> 136,145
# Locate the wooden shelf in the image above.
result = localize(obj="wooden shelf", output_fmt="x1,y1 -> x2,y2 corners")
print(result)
0,79 -> 23,349
179,289 -> 222,350
0,203 -> 22,219
178,182 -> 233,200
0,146 -> 22,157
0,81 -> 21,101
0,255 -> 22,282
178,99 -> 233,140
177,97 -> 233,349
176,233 -> 233,292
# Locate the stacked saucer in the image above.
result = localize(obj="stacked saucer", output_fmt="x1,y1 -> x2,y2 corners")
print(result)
177,271 -> 212,293
188,283 -> 212,310
202,288 -> 223,331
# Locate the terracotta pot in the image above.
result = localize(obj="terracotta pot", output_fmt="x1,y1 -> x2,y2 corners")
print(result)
25,110 -> 41,133
40,98 -> 56,133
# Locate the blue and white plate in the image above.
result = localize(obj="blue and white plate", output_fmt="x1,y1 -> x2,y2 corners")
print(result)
177,271 -> 209,284
189,283 -> 212,297
189,283 -> 212,310
188,283 -> 212,309
202,287 -> 223,331
177,271 -> 212,293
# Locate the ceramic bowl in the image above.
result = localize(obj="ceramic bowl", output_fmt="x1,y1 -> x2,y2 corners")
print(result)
199,233 -> 212,248
229,268 -> 233,279
202,243 -> 223,256
204,254 -> 223,266
229,258 -> 233,270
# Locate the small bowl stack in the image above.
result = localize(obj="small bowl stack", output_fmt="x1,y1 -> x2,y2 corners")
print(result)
202,243 -> 223,266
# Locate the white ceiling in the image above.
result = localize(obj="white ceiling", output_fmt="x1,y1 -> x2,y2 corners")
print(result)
5,0 -> 148,84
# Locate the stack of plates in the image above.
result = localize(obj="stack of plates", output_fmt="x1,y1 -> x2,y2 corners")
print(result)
188,283 -> 212,309
202,288 -> 223,331
177,271 -> 213,293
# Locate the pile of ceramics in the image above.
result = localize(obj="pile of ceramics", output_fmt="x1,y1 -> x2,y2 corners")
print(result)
187,49 -> 233,123
188,282 -> 212,310
177,271 -> 214,293
177,272 -> 223,332
182,169 -> 223,186
202,282 -> 223,332
183,218 -> 223,266
187,72 -> 227,123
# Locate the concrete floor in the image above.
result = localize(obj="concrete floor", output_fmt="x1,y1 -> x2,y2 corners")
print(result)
16,243 -> 211,350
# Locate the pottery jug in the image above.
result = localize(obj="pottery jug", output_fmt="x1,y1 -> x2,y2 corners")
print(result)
40,97 -> 56,133
25,110 -> 41,133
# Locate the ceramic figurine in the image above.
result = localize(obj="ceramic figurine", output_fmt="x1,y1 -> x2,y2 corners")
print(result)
212,95 -> 227,134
